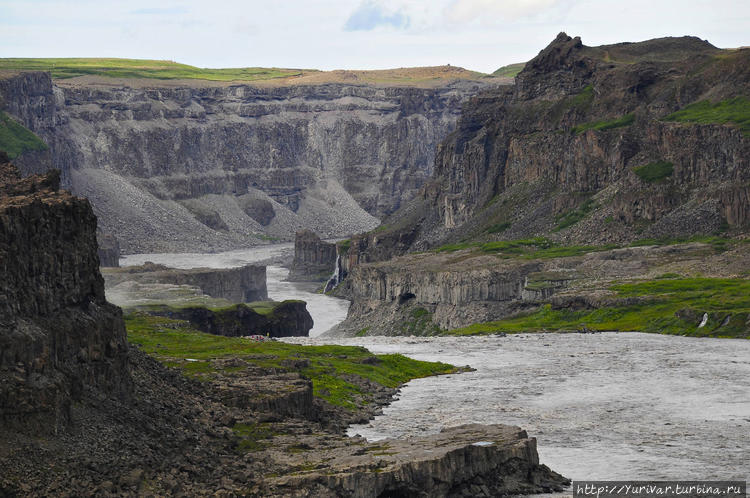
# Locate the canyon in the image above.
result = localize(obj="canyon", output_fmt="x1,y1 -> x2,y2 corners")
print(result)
0,69 -> 496,253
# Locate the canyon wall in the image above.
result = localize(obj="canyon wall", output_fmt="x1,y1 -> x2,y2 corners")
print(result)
104,262 -> 268,302
0,155 -> 130,432
288,230 -> 337,281
0,73 -> 491,253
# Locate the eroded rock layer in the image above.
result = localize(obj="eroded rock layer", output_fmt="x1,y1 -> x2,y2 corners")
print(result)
0,73 -> 492,253
288,229 -> 337,281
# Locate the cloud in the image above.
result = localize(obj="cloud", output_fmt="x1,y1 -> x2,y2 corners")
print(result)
130,6 -> 188,16
444,0 -> 559,23
343,1 -> 410,31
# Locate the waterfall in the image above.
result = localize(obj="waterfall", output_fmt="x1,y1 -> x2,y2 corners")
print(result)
324,253 -> 341,293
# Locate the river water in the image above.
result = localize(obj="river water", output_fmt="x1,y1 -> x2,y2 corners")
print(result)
118,245 -> 750,483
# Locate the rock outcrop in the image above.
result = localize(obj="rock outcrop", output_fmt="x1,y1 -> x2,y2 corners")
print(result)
288,230 -> 337,281
104,262 -> 268,302
146,301 -> 314,338
264,424 -> 568,497
0,72 -> 493,253
0,155 -> 130,432
96,229 -> 120,267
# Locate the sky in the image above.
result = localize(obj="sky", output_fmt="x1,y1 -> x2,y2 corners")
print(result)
1,0 -> 749,74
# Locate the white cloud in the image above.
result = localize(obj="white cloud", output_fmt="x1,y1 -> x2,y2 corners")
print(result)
343,1 -> 411,31
444,0 -> 559,23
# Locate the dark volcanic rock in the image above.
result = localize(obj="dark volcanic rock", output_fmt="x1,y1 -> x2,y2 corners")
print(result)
148,301 -> 314,338
0,158 -> 130,432
288,229 -> 337,281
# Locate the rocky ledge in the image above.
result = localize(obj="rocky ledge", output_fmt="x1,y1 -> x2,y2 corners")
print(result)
263,424 -> 567,497
103,261 -> 268,302
143,301 -> 314,338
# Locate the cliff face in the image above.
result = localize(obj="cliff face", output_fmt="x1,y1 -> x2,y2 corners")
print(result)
288,230 -> 337,281
351,35 -> 750,265
0,73 -> 490,253
104,262 -> 268,302
0,156 -> 130,432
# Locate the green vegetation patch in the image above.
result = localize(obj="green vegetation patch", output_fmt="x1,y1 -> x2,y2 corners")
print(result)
572,113 -> 635,134
0,111 -> 48,159
0,58 -> 302,82
125,312 -> 458,409
485,221 -> 511,234
337,239 -> 351,254
491,62 -> 526,78
629,235 -> 735,253
400,307 -> 441,336
445,277 -> 750,339
233,422 -> 276,452
434,237 -> 616,259
663,97 -> 750,135
554,199 -> 596,231
633,161 -> 674,183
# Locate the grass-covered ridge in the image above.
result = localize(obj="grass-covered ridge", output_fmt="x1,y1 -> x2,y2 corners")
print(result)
0,58 -> 302,81
445,277 -> 750,339
571,113 -> 635,134
491,62 -> 526,78
633,160 -> 674,182
434,237 -> 616,259
0,111 -> 48,159
125,312 -> 459,409
664,97 -> 750,135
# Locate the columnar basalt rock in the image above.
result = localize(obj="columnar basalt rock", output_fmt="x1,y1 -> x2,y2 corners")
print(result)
288,230 -> 337,281
0,155 -> 130,432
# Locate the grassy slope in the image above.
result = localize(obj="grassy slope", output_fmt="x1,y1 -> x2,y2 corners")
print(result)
0,58 -> 302,81
0,111 -> 48,159
446,277 -> 750,339
664,97 -> 750,135
125,312 -> 459,409
492,62 -> 526,78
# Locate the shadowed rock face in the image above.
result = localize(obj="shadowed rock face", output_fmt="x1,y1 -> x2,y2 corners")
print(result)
288,230 -> 337,282
97,230 -> 120,267
0,73 -> 493,253
146,301 -> 314,338
0,156 -> 130,432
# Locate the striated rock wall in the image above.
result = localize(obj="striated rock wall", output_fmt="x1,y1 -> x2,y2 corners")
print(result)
288,230 -> 337,281
104,262 -> 268,302
0,73 -> 491,253
0,156 -> 130,432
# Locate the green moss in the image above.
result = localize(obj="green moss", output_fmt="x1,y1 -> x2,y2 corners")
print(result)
233,423 -> 275,452
663,97 -> 750,135
0,111 -> 48,159
337,239 -> 351,254
400,307 -> 441,336
445,277 -> 750,338
633,161 -> 674,183
0,57 -> 302,82
572,113 -> 635,134
554,199 -> 597,231
125,313 -> 458,409
485,222 -> 511,234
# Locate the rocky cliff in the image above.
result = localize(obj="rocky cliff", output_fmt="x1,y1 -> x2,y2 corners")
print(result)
146,301 -> 314,338
0,72 -> 492,253
351,34 -> 750,264
96,229 -> 120,267
104,262 -> 268,302
330,34 -> 750,336
288,230 -> 337,281
0,154 -> 130,432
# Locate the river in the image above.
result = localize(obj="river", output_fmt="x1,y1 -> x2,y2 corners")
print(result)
118,245 -> 750,484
